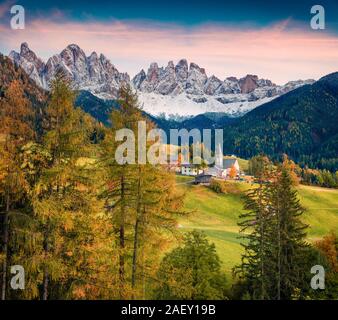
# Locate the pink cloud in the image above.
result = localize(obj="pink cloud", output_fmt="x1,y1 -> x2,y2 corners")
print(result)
1,17 -> 338,84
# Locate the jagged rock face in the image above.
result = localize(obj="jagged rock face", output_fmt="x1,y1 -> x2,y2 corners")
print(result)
9,42 -> 45,88
10,43 -> 129,98
133,60 -> 287,100
175,59 -> 189,83
133,60 -> 315,117
132,69 -> 146,89
186,63 -> 208,95
239,74 -> 259,93
8,42 -> 315,117
204,75 -> 223,95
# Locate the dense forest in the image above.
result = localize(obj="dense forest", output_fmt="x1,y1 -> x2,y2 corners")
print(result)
223,73 -> 338,172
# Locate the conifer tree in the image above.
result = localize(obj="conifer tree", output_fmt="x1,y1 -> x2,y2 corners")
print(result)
29,70 -> 116,299
236,158 -> 309,300
269,165 -> 308,299
0,80 -> 34,300
235,156 -> 274,299
100,85 -> 185,299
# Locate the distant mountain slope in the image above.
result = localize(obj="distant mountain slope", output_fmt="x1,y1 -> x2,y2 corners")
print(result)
0,53 -> 47,105
75,90 -> 118,126
223,72 -> 338,171
74,90 -> 231,132
0,54 -> 48,135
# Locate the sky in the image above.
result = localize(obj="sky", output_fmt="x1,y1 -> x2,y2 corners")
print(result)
0,0 -> 338,84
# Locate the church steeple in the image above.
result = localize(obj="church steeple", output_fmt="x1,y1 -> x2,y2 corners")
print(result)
215,143 -> 223,168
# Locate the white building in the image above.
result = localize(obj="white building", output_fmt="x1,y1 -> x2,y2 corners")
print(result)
179,145 -> 240,178
205,144 -> 240,178
181,164 -> 204,176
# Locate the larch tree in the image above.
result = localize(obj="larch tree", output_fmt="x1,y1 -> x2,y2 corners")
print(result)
229,165 -> 237,179
0,80 -> 35,300
100,85 -> 186,299
29,70 -> 115,299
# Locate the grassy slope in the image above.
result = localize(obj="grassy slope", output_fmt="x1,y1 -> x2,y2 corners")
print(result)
175,176 -> 338,278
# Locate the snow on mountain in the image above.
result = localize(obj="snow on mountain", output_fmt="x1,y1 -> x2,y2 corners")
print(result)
9,42 -> 45,88
8,43 -> 315,118
137,92 -> 276,118
133,60 -> 315,117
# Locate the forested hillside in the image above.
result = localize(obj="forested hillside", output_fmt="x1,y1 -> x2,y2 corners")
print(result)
223,73 -> 338,171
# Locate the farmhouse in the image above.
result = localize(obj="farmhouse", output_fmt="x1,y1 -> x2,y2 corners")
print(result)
194,174 -> 212,185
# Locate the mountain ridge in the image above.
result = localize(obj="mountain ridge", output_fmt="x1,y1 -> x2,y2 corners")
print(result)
8,42 -> 314,118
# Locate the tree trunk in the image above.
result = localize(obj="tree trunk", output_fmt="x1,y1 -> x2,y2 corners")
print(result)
42,235 -> 49,300
1,192 -> 10,300
131,218 -> 140,289
119,173 -> 125,298
277,197 -> 281,300
132,168 -> 142,290
260,216 -> 265,300
258,184 -> 265,300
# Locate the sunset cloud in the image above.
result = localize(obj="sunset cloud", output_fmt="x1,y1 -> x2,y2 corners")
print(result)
1,16 -> 338,84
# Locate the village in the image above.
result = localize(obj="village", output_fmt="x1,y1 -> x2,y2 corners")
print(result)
167,144 -> 251,185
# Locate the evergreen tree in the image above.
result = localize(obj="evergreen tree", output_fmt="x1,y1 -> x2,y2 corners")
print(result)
269,165 -> 308,299
236,158 -> 309,300
234,156 -> 274,299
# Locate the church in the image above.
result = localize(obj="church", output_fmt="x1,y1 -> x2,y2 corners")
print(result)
205,145 -> 240,178
180,145 -> 241,179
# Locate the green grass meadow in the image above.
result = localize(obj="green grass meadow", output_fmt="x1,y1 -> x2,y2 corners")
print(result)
174,176 -> 338,279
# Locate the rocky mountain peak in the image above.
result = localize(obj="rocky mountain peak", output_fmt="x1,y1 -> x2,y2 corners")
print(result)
18,42 -> 44,70
89,51 -> 98,60
190,62 -> 206,75
9,42 -> 130,98
9,42 -> 45,87
226,76 -> 238,82
61,44 -> 86,62
167,61 -> 175,69
20,42 -> 30,55
175,59 -> 189,82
